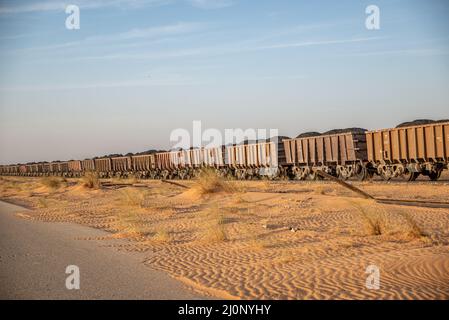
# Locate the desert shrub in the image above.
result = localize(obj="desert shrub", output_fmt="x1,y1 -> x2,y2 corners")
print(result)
193,168 -> 237,195
349,199 -> 423,238
153,229 -> 171,243
199,204 -> 228,243
202,225 -> 227,243
80,172 -> 101,189
40,177 -> 62,189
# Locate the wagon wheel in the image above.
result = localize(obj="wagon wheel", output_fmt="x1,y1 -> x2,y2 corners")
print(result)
379,166 -> 392,181
337,170 -> 349,181
354,164 -> 367,181
380,172 -> 391,181
337,166 -> 350,181
290,166 -> 301,180
428,170 -> 441,181
307,170 -> 320,181
402,170 -> 419,181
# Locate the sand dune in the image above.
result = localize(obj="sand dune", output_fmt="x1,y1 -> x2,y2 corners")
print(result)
1,176 -> 448,299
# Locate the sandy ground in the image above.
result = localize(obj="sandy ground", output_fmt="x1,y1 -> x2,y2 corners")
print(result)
0,174 -> 448,300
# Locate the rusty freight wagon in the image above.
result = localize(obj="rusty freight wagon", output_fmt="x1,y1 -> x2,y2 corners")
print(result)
68,160 -> 83,177
1,165 -> 16,175
11,165 -> 20,175
226,141 -> 282,179
26,164 -> 37,176
94,158 -> 112,177
42,162 -> 52,175
42,162 -> 51,176
131,154 -> 156,178
81,159 -> 95,172
28,163 -> 43,176
19,165 -> 27,176
59,162 -> 69,176
153,150 -> 186,179
111,156 -> 132,177
366,121 -> 449,180
283,130 -> 368,180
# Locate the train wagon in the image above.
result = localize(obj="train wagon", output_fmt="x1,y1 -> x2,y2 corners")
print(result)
19,165 -> 27,176
81,159 -> 95,172
177,147 -> 226,179
11,165 -> 19,175
111,156 -> 132,177
68,160 -> 83,177
131,154 -> 156,178
94,158 -> 112,177
36,163 -> 44,175
61,162 -> 69,176
283,130 -> 367,180
42,163 -> 51,175
366,121 -> 449,180
226,140 -> 282,179
28,163 -> 42,176
152,147 -> 228,179
25,164 -> 34,176
154,151 -> 183,179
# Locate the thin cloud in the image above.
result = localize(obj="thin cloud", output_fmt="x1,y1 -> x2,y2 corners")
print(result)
0,77 -> 204,92
253,37 -> 386,51
7,22 -> 204,54
73,36 -> 384,61
187,0 -> 234,9
0,0 -> 171,14
344,48 -> 449,57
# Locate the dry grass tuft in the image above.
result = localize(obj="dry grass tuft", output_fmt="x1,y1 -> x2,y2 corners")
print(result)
40,177 -> 64,190
153,229 -> 171,243
200,204 -> 228,243
349,199 -> 423,239
80,172 -> 101,189
193,168 -> 236,196
202,225 -> 227,243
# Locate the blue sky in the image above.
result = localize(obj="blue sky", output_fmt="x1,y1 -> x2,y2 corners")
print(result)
0,0 -> 448,164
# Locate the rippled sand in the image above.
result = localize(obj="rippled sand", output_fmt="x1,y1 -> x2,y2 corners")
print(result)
1,176 -> 448,299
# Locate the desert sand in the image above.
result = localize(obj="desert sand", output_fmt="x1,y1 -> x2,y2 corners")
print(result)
1,173 -> 448,299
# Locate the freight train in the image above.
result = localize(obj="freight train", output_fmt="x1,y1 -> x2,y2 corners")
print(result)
1,120 -> 448,181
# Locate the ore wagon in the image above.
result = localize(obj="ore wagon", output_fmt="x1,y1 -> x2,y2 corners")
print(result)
94,158 -> 112,177
68,160 -> 82,177
131,154 -> 156,178
19,165 -> 27,176
42,163 -> 52,175
81,159 -> 95,172
111,156 -> 132,177
226,141 -> 281,179
283,130 -> 367,180
366,121 -> 449,180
